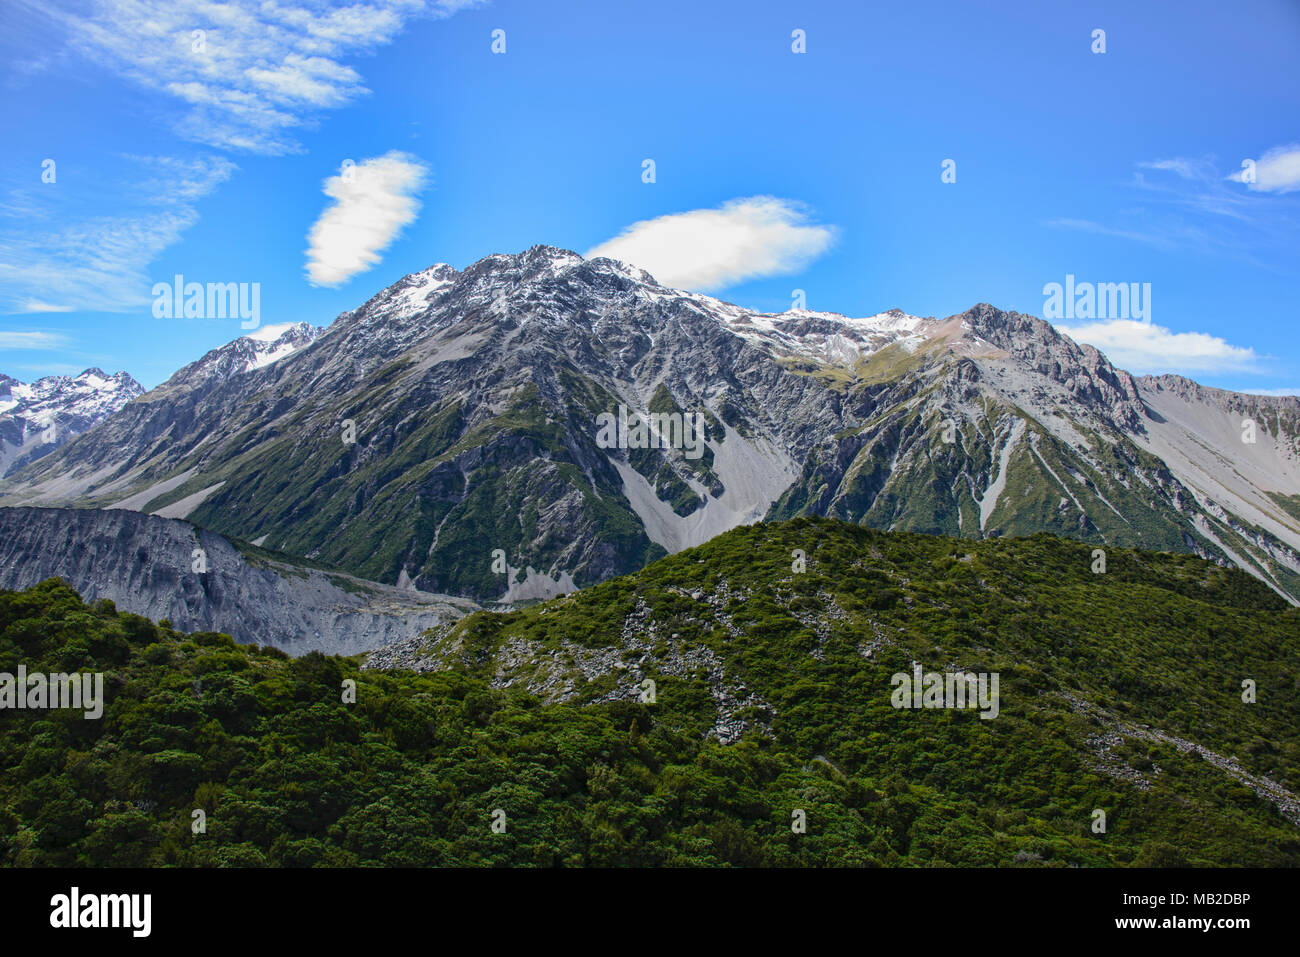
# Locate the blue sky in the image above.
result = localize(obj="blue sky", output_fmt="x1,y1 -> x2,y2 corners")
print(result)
2,0 -> 1298,391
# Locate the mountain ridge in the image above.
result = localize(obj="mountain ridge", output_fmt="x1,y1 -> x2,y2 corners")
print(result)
0,367 -> 143,478
2,246 -> 1296,604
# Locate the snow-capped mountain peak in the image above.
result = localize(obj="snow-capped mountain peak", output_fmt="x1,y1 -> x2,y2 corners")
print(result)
168,321 -> 323,387
0,367 -> 143,476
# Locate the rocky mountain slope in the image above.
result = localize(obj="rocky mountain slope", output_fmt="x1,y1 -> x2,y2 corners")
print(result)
766,304 -> 1300,603
0,368 -> 142,477
1,246 -> 1296,604
0,506 -> 475,655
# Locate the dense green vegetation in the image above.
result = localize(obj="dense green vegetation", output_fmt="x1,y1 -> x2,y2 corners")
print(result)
2,518 -> 1297,867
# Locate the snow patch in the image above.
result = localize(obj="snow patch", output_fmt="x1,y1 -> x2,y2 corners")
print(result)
245,322 -> 299,343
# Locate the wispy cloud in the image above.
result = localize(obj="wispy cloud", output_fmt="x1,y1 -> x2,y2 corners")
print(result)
1048,151 -> 1300,267
1042,217 -> 1189,250
304,152 -> 429,287
585,197 -> 838,292
40,0 -> 481,154
0,330 -> 71,350
1237,386 -> 1300,397
1137,158 -> 1199,180
1228,144 -> 1300,194
8,363 -> 88,378
15,300 -> 74,314
1131,155 -> 1258,222
1055,319 -> 1259,376
0,154 -> 236,313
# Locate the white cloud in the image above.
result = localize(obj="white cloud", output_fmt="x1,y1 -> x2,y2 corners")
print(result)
1229,144 -> 1300,194
15,300 -> 74,314
1055,319 -> 1259,376
585,197 -> 838,292
0,154 -> 235,313
1138,158 -> 1199,180
48,0 -> 481,154
0,331 -> 70,350
304,152 -> 429,287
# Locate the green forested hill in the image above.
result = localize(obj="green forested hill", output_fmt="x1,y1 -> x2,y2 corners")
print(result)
1,517 -> 1297,867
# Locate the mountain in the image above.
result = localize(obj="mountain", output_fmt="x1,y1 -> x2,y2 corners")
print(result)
167,321 -> 322,387
4,518 -> 1297,866
765,304 -> 1300,603
0,368 -> 142,477
1,246 -> 1296,604
0,506 -> 475,655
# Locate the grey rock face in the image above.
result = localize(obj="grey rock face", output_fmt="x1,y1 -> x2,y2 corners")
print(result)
0,506 -> 476,655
